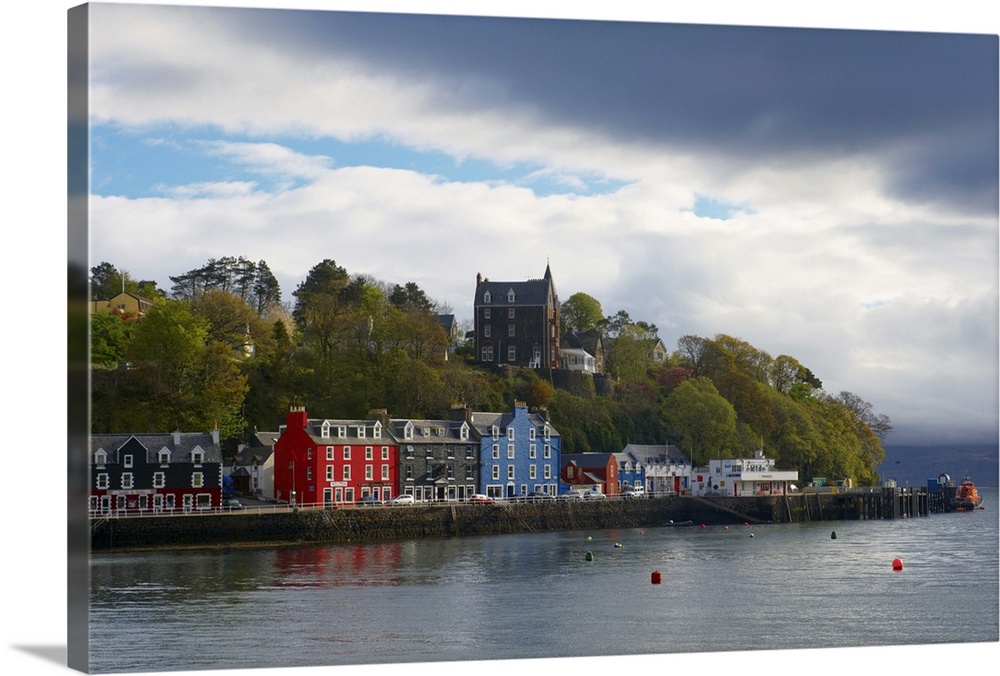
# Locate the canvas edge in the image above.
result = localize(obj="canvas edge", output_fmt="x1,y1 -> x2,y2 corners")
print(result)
68,3 -> 91,673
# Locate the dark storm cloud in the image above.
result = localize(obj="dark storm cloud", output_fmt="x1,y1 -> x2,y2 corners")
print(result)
237,8 -> 998,212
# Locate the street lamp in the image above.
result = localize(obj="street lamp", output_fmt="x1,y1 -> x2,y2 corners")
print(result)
289,460 -> 296,507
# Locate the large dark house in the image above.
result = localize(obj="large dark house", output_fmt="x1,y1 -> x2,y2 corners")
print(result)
473,264 -> 561,369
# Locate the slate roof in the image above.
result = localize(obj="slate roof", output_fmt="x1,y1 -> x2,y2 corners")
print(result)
90,433 -> 223,464
474,264 -> 557,308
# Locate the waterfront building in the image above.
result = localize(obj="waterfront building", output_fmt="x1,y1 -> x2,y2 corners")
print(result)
274,408 -> 399,506
386,406 -> 480,502
473,264 -> 561,369
621,443 -> 691,494
226,431 -> 277,497
470,401 -> 561,499
612,451 -> 645,492
559,452 -> 619,495
692,450 -> 799,496
89,429 -> 224,514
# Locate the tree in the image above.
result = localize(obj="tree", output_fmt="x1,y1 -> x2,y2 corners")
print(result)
252,260 -> 282,316
561,292 -> 604,333
90,311 -> 131,367
663,376 -> 737,465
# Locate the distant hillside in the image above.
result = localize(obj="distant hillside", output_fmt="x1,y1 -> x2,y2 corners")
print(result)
877,444 -> 999,488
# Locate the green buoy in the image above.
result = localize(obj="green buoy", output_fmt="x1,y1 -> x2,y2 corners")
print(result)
831,531 -> 837,539
585,551 -> 594,561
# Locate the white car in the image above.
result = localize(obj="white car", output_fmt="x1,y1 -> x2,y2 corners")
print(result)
622,485 -> 646,499
388,494 -> 415,505
558,490 -> 586,501
584,489 -> 606,500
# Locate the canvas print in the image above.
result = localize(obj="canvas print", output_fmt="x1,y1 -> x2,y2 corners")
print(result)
68,2 -> 999,674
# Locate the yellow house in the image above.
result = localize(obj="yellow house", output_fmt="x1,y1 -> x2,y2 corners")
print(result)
89,291 -> 153,317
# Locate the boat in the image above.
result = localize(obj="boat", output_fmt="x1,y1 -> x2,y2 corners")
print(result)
950,478 -> 984,512
664,520 -> 694,527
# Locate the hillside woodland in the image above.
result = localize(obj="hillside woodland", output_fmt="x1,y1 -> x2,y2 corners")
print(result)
88,258 -> 891,485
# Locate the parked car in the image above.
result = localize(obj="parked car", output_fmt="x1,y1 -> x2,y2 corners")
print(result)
584,488 -> 606,500
388,494 -> 415,506
468,494 -> 494,504
526,490 -> 555,502
358,494 -> 383,507
558,490 -> 586,501
622,485 -> 646,499
222,498 -> 244,510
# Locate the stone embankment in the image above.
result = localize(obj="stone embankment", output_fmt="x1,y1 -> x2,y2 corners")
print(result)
90,488 -> 931,552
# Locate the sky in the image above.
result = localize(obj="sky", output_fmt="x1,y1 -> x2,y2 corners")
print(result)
79,0 -> 999,450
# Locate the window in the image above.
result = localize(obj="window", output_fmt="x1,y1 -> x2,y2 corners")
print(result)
366,465 -> 373,480
358,426 -> 366,438
338,426 -> 346,439
484,325 -> 492,338
307,467 -> 313,480
327,446 -> 334,460
507,444 -> 515,459
124,454 -> 133,468
460,425 -> 469,441
166,495 -> 176,510
373,424 -> 382,439
321,421 -> 331,437
344,446 -> 351,460
484,291 -> 491,303
382,446 -> 389,460
507,427 -> 514,441
406,465 -> 413,480
484,308 -> 491,319
447,466 -> 455,479
492,466 -> 500,480
197,494 -> 211,510
481,346 -> 494,361
530,428 -> 536,440
96,473 -> 109,489
94,450 -> 107,466
508,324 -> 515,337
529,444 -> 537,459
530,465 -> 537,480
507,290 -> 516,303
544,465 -> 551,479
365,446 -> 373,460
507,465 -> 515,480
307,448 -> 313,460
343,466 -> 351,481
492,444 -> 499,459
326,466 -> 334,481
465,466 -> 474,480
192,451 -> 204,465
508,308 -> 515,318
192,472 -> 204,488
153,472 -> 165,488
507,345 -> 516,361
544,444 -> 551,459
121,473 -> 134,489
382,465 -> 390,480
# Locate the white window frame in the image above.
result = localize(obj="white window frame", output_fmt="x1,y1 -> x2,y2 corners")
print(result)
192,472 -> 204,488
121,473 -> 134,489
153,472 -> 165,488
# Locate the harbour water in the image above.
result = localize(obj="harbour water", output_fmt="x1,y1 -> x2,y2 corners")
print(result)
89,488 -> 999,674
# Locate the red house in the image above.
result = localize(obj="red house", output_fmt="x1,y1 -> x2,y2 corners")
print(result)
560,452 -> 619,496
274,407 -> 399,506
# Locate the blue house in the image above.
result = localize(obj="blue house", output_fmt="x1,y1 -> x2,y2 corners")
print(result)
470,401 -> 561,499
613,451 -> 646,492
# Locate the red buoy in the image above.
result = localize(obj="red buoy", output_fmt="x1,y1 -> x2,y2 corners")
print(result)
700,524 -> 706,529
651,571 -> 662,584
892,558 -> 903,571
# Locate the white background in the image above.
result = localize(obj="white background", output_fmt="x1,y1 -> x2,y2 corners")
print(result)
1,1 -> 997,675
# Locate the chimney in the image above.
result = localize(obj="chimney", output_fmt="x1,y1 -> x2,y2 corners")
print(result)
173,429 -> 181,446
211,423 -> 220,447
449,402 -> 471,423
367,408 -> 390,426
286,406 -> 308,431
476,272 -> 482,286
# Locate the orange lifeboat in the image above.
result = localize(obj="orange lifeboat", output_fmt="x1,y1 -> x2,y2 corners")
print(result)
950,478 -> 984,512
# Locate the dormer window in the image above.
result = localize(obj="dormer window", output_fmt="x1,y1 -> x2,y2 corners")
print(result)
321,421 -> 331,437
507,289 -> 516,303
159,449 -> 170,466
338,426 -> 346,439
404,423 -> 414,440
491,425 -> 499,440
94,450 -> 107,467
192,450 -> 204,465
460,423 -> 469,441
507,427 -> 514,441
373,422 -> 382,439
483,291 -> 492,303
423,427 -> 430,437
358,425 -> 366,438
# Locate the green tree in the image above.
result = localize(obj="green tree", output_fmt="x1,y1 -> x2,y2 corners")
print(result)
663,376 -> 737,465
561,292 -> 604,333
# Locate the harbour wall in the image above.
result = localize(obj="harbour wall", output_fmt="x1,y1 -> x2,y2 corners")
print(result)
90,488 -> 933,551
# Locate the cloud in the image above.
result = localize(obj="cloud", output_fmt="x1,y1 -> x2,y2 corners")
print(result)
85,3 -> 998,446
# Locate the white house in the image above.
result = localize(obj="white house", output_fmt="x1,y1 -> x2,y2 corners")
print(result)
559,347 -> 596,373
692,450 -> 798,497
621,444 -> 692,494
